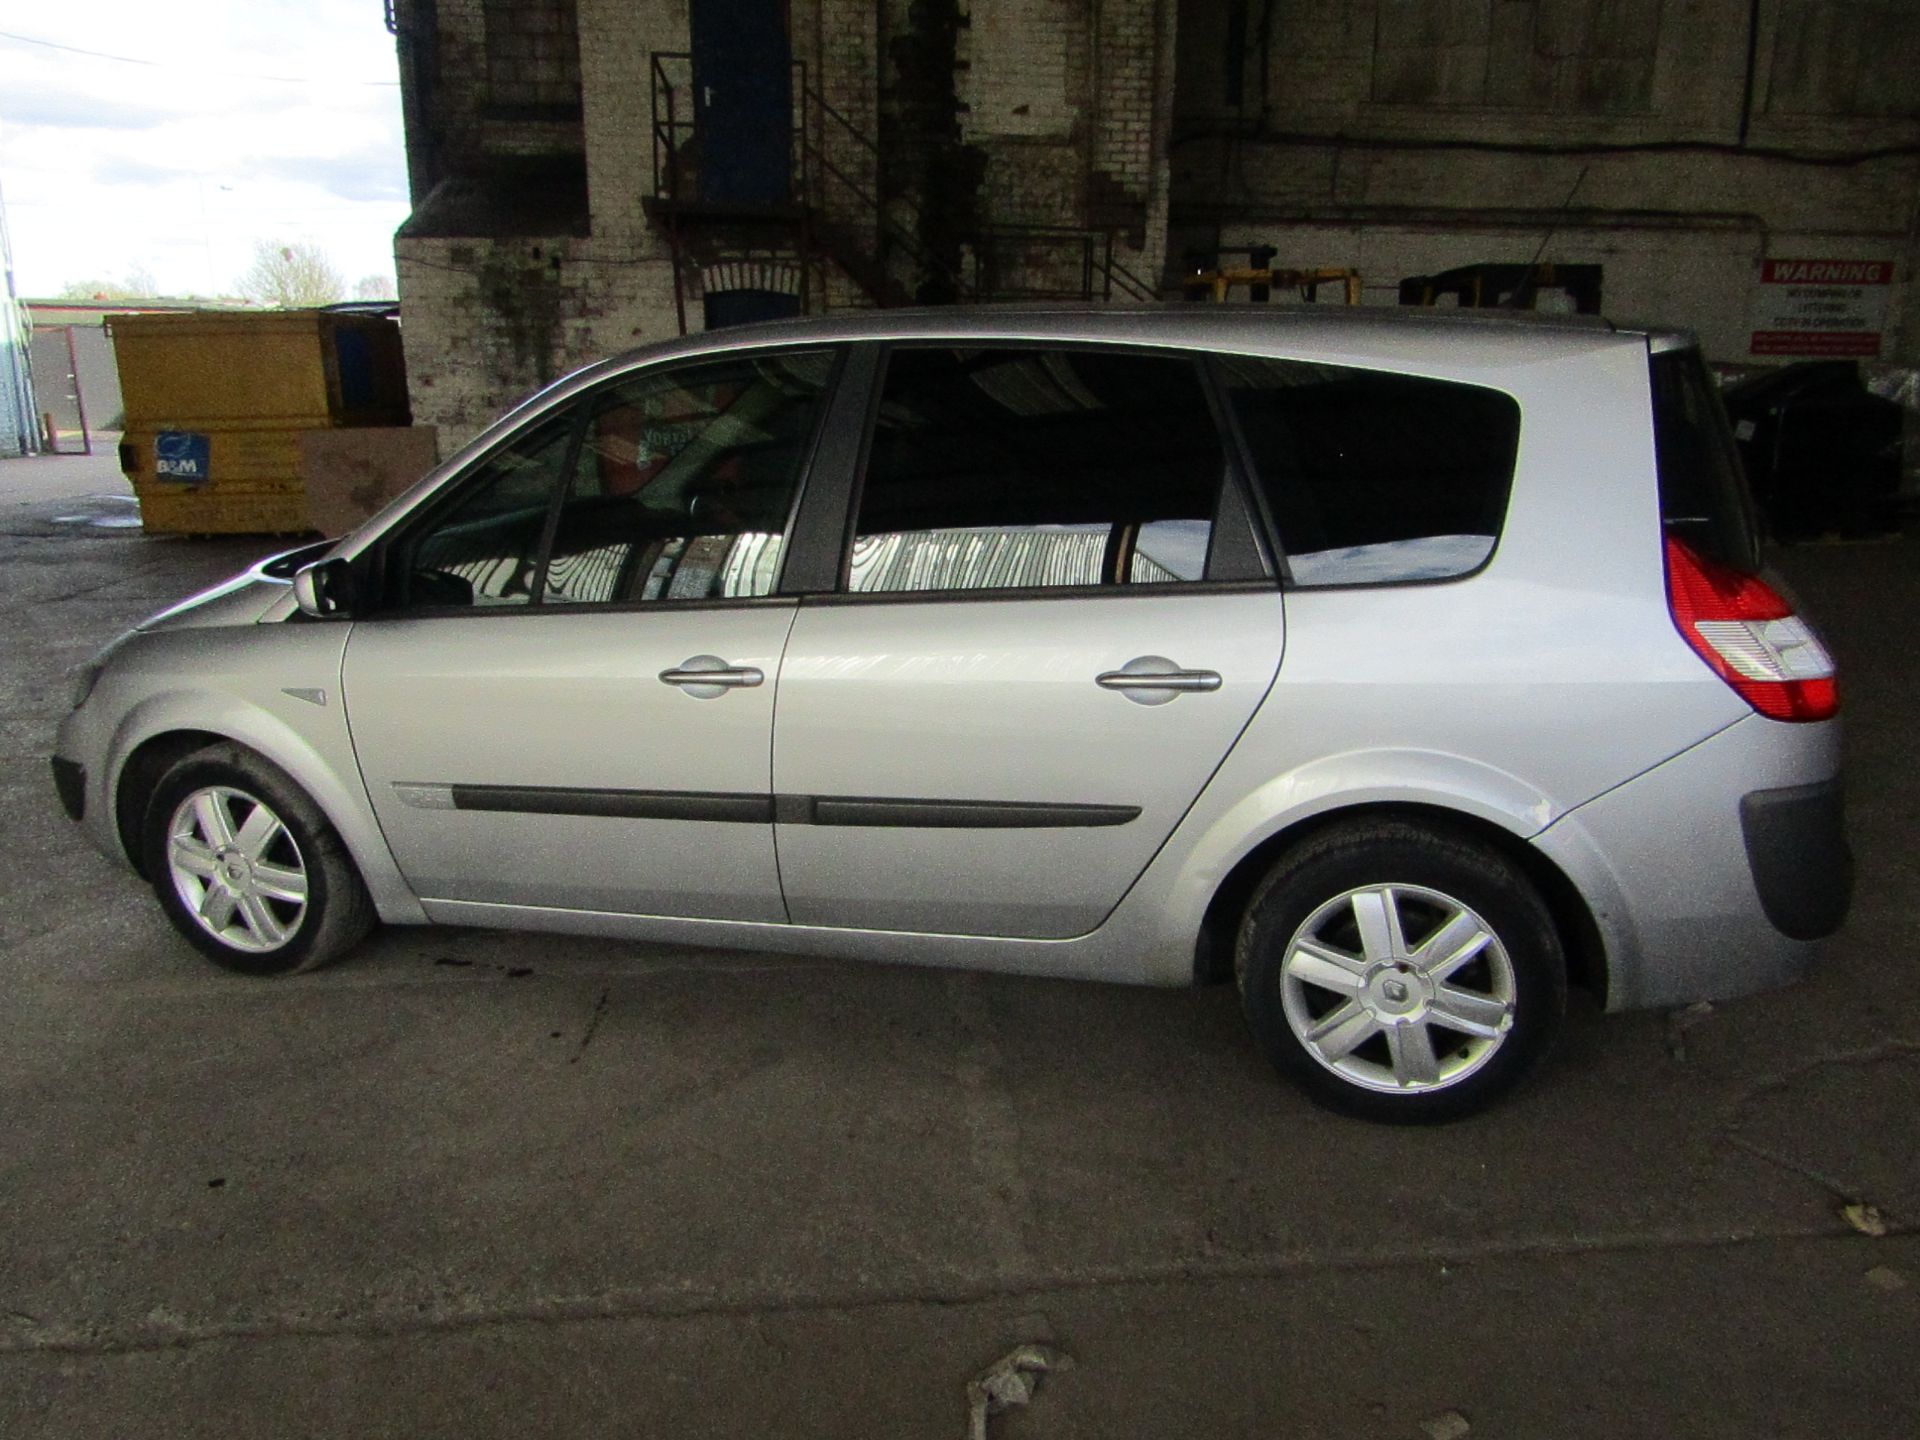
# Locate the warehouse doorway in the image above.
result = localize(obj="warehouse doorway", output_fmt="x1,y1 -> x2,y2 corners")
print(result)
689,0 -> 793,206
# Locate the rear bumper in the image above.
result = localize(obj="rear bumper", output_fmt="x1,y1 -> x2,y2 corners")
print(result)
1740,778 -> 1852,941
1532,714 -> 1846,1012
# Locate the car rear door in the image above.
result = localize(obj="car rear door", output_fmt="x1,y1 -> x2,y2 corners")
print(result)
769,343 -> 1285,939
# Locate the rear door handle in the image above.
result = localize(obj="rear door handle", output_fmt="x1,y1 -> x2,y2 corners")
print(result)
660,654 -> 765,698
1096,655 -> 1223,706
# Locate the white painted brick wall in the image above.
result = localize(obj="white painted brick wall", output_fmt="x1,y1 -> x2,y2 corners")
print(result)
962,1 -> 1084,140
1177,0 -> 1920,362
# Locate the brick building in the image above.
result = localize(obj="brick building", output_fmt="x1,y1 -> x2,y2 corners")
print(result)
389,0 -> 1920,451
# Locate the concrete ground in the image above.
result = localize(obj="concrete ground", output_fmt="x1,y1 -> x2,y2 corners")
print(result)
2,450 -> 1915,1438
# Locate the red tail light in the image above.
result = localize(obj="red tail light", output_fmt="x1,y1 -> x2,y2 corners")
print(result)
1664,537 -> 1837,722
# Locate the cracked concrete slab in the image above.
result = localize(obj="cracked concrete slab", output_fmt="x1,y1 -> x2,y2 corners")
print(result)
1728,1043 -> 1920,1222
3,1235 -> 1915,1438
3,448 -> 1916,1434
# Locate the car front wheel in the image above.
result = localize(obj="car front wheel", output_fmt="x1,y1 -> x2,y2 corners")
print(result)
1236,818 -> 1567,1122
141,742 -> 375,976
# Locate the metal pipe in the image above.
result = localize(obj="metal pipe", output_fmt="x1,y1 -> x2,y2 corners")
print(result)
1171,123 -> 1920,168
1737,0 -> 1762,147
65,325 -> 91,456
1173,200 -> 1774,234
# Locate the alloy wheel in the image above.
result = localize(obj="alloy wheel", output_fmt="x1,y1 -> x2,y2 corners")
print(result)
1279,882 -> 1516,1094
166,785 -> 310,954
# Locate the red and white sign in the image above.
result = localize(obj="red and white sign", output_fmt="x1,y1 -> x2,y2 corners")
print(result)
1749,257 -> 1894,359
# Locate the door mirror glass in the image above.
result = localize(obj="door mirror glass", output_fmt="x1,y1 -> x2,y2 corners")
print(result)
292,558 -> 354,618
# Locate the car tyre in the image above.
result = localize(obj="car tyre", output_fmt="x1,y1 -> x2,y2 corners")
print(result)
1236,817 -> 1566,1123
141,742 -> 375,976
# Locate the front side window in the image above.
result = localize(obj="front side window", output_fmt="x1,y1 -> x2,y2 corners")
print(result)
849,348 -> 1226,594
393,350 -> 833,610
1219,357 -> 1520,587
407,414 -> 575,607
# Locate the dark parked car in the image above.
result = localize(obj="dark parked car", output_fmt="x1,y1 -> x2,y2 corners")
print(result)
1721,361 -> 1903,539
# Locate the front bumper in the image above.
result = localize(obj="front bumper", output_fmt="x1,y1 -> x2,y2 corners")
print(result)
51,756 -> 85,822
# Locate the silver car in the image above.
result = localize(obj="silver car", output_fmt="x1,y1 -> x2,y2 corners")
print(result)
52,307 -> 1850,1121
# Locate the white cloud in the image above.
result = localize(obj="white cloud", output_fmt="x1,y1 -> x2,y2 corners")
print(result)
0,1 -> 410,297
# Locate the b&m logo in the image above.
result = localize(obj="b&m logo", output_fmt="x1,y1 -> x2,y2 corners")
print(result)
154,432 -> 211,483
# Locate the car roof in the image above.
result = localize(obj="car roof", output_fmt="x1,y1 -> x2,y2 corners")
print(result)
585,302 -> 1684,378
349,301 -> 1689,566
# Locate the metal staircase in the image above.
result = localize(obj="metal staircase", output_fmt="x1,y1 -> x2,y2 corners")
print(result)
644,52 -> 1156,334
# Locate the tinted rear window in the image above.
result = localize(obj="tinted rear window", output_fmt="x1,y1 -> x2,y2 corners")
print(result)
1217,357 -> 1521,587
1651,348 -> 1761,572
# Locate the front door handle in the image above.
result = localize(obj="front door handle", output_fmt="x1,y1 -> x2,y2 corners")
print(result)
1096,655 -> 1223,707
660,654 -> 765,699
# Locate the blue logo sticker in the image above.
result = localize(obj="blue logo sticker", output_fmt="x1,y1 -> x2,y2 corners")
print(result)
154,432 -> 211,484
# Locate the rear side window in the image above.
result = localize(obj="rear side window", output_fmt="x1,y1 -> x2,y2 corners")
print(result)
1217,357 -> 1520,587
850,347 -> 1224,593
1651,349 -> 1761,573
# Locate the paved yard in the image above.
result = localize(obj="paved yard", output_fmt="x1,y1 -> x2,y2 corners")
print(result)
2,454 -> 1915,1437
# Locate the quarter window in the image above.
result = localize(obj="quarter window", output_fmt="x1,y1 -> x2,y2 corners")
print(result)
1218,357 -> 1520,586
850,348 -> 1226,593
1651,349 -> 1760,573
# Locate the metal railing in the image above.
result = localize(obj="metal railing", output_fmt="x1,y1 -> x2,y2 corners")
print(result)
970,226 -> 1159,303
799,87 -> 971,302
648,52 -> 1160,307
649,51 -> 810,208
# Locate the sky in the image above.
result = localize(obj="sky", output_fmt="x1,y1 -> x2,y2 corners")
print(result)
0,1 -> 410,300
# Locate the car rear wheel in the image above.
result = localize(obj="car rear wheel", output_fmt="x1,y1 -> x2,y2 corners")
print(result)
1236,818 -> 1566,1122
141,742 -> 375,976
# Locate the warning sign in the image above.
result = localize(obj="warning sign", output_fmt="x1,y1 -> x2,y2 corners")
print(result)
1749,257 -> 1894,359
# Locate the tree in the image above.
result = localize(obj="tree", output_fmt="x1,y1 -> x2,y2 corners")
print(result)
59,280 -> 137,302
352,273 -> 395,301
237,240 -> 345,307
58,264 -> 160,302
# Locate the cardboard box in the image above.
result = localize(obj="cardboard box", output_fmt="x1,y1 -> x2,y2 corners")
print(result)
298,426 -> 441,538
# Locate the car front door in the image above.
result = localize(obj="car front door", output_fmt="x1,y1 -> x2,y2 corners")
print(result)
341,347 -> 840,920
770,344 -> 1285,939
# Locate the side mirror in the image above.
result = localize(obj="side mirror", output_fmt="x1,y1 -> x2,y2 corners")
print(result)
292,558 -> 355,618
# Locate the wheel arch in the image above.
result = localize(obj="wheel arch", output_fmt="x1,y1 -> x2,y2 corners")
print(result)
104,697 -> 427,925
1193,800 -> 1608,1005
114,728 -> 226,878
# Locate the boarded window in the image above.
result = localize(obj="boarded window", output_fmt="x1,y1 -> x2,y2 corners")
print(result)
1764,0 -> 1920,120
483,0 -> 584,115
1370,0 -> 1662,114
